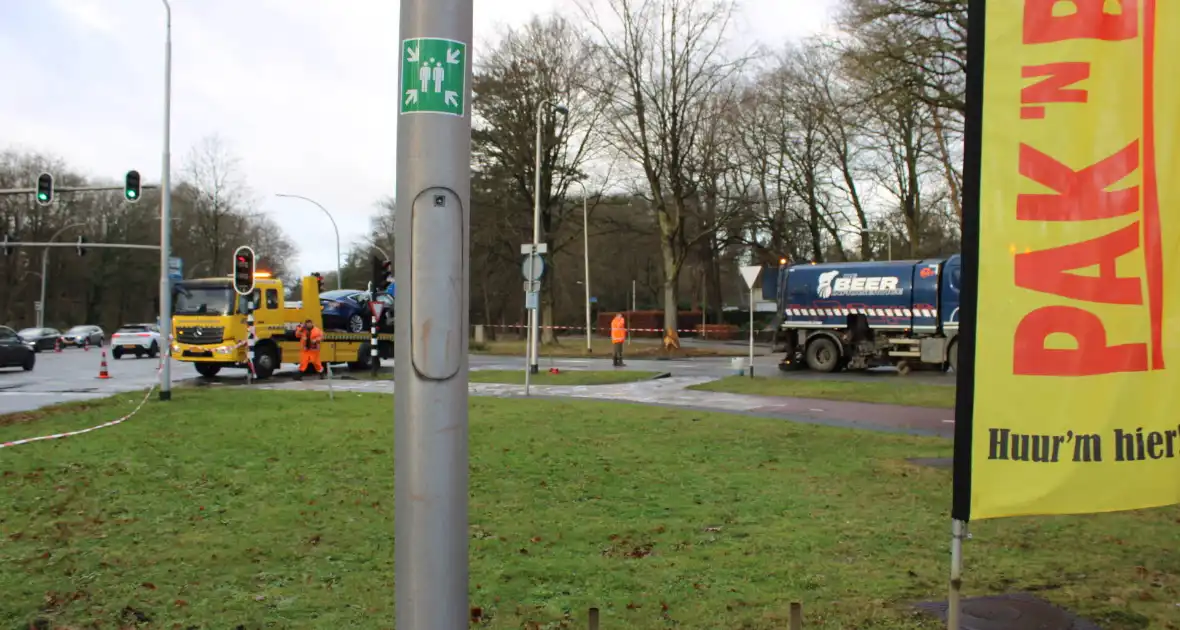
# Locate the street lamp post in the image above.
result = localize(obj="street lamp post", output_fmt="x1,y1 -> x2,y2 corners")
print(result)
528,100 -> 568,374
158,0 -> 174,401
275,194 -> 342,289
38,223 -> 85,328
574,181 -> 591,353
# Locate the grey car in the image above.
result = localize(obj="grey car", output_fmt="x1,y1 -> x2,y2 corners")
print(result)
17,327 -> 62,353
62,324 -> 105,348
0,326 -> 35,371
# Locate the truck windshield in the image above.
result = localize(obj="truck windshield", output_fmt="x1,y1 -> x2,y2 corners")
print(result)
173,285 -> 235,316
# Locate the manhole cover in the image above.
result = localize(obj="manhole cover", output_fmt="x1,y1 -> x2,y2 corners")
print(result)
907,457 -> 953,469
914,593 -> 1102,629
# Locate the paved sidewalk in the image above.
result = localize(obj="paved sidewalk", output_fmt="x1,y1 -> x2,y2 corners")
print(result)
257,375 -> 955,438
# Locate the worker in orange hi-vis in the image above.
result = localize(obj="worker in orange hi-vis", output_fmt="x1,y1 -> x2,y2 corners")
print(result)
610,312 -> 627,367
294,319 -> 324,380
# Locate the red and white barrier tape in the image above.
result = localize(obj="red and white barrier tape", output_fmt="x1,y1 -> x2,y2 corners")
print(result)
479,324 -> 733,334
0,370 -> 160,450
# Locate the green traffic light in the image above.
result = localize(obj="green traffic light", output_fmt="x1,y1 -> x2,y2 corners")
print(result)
37,193 -> 47,201
127,190 -> 137,199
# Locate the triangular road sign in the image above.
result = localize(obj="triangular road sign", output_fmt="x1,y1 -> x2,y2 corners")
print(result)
370,301 -> 385,320
740,265 -> 762,289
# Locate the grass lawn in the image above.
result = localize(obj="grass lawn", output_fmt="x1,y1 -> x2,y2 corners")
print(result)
471,337 -> 751,358
690,376 -> 957,408
468,369 -> 662,386
0,390 -> 1175,629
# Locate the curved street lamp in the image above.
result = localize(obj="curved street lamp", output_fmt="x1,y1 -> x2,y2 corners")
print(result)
39,222 -> 85,328
527,100 -> 569,378
274,193 -> 343,289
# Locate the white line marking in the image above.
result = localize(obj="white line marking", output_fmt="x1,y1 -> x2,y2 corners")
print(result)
808,408 -> 824,412
942,419 -> 955,424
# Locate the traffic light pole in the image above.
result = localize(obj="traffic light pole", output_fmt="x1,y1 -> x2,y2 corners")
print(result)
394,0 -> 472,625
158,0 -> 174,402
0,184 -> 160,197
6,242 -> 160,251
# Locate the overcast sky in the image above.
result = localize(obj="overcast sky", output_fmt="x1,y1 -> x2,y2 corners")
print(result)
1,0 -> 836,276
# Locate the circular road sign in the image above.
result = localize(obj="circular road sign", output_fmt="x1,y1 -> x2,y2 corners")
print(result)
522,253 -> 545,281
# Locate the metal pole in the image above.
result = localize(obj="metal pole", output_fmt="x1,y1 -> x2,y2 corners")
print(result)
158,0 -> 174,402
529,101 -> 545,375
948,519 -> 966,629
275,194 -> 343,289
748,286 -> 755,378
629,279 -> 635,345
395,0 -> 472,625
576,181 -> 591,353
38,250 -> 47,328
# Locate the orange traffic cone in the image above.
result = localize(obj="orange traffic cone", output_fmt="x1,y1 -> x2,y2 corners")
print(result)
97,349 -> 112,379
54,338 -> 61,353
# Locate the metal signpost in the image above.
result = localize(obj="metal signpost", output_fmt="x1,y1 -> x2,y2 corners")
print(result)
521,247 -> 545,395
395,0 -> 473,626
520,242 -> 547,382
740,265 -> 763,378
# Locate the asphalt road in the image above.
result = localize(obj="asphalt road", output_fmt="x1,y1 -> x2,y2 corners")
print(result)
0,345 -> 954,417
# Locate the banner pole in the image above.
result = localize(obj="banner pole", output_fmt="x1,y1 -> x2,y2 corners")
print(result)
947,518 -> 966,628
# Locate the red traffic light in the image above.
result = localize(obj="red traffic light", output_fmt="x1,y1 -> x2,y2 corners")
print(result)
233,246 -> 256,295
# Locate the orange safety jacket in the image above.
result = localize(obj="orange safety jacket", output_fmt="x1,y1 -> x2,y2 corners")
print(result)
610,316 -> 626,344
296,325 -> 323,351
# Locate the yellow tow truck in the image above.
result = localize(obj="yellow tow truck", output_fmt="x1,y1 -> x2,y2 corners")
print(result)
169,273 -> 393,379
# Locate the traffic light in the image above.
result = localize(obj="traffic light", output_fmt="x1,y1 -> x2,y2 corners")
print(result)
35,173 -> 53,206
124,170 -> 141,203
311,271 -> 325,294
374,259 -> 393,292
75,235 -> 87,256
233,246 -> 256,295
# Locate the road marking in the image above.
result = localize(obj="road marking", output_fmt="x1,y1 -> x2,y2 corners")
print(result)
942,419 -> 955,424
808,408 -> 824,412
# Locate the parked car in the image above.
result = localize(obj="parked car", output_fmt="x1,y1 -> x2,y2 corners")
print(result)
319,289 -> 395,333
17,327 -> 62,352
110,323 -> 162,360
0,326 -> 36,371
62,325 -> 105,348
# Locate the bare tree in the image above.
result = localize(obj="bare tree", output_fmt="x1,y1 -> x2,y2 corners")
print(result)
472,14 -> 604,343
178,134 -> 257,276
580,0 -> 746,333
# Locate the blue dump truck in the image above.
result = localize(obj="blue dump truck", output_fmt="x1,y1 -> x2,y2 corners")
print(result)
765,255 -> 963,375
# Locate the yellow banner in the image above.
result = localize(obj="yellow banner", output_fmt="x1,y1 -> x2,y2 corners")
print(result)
970,0 -> 1180,519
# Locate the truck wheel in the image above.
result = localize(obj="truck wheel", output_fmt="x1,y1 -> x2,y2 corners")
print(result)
253,346 -> 278,379
947,340 -> 959,373
804,337 -> 840,373
196,363 -> 221,378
